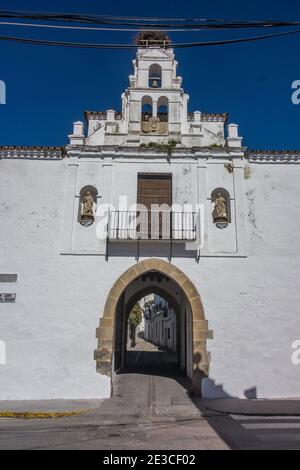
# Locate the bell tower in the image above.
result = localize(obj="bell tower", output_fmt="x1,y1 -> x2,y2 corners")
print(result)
82,30 -> 231,148
124,31 -> 188,144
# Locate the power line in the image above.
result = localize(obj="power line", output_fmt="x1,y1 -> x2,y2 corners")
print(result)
2,21 -> 283,33
0,28 -> 300,49
0,10 -> 300,50
1,10 -> 300,29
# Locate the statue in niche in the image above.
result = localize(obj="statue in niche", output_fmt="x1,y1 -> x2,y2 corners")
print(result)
81,190 -> 94,222
212,192 -> 228,223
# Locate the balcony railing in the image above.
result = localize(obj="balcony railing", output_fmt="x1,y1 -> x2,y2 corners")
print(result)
107,210 -> 199,241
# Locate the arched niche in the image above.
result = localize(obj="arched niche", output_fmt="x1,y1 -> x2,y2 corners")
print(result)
79,185 -> 98,227
211,188 -> 231,226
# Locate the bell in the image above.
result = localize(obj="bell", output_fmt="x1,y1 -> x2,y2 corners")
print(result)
150,74 -> 161,88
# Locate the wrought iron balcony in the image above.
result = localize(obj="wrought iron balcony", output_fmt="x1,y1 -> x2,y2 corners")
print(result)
107,210 -> 199,241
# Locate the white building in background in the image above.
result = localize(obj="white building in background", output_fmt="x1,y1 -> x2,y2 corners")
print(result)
143,296 -> 155,342
143,295 -> 177,352
135,294 -> 153,335
1,32 -> 300,399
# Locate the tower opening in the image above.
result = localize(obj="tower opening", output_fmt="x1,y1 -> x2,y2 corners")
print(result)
141,96 -> 153,121
157,96 -> 169,122
149,64 -> 162,88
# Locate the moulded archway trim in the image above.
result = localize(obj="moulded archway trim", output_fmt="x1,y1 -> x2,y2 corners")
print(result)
94,258 -> 210,395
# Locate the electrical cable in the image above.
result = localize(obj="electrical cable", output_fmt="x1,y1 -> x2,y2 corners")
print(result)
0,27 -> 299,49
2,21 -> 287,33
1,10 -> 300,30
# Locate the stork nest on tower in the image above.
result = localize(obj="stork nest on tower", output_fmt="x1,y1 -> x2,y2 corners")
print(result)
135,30 -> 171,47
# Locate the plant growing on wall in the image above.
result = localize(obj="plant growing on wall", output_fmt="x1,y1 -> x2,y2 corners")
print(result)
140,140 -> 177,155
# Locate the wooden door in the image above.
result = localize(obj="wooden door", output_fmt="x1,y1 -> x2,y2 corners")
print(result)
137,174 -> 172,238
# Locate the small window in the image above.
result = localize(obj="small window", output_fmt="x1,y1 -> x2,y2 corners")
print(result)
211,188 -> 231,227
79,185 -> 98,226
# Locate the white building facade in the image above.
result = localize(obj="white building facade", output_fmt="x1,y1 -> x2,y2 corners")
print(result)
144,295 -> 177,353
1,38 -> 300,400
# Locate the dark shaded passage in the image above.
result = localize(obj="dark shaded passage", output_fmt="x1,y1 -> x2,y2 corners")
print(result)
125,349 -> 179,376
118,336 -> 192,394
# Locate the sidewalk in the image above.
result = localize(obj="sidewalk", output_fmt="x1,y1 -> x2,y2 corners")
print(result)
1,397 -> 299,419
202,398 -> 300,415
0,399 -> 102,418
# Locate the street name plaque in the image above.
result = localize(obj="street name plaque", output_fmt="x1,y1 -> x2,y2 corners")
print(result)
0,293 -> 16,302
0,274 -> 17,282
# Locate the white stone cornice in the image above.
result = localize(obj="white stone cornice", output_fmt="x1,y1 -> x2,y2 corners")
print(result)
64,145 -> 247,162
247,151 -> 300,163
0,146 -> 64,160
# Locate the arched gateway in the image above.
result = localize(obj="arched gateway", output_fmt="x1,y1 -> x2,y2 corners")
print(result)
94,259 -> 210,395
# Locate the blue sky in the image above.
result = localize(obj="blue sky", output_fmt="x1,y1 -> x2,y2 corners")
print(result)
0,0 -> 299,149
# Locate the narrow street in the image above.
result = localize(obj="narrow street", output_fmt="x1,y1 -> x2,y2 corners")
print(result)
125,335 -> 180,374
109,337 -> 208,425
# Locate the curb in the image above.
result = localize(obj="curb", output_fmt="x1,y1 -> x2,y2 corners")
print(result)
202,405 -> 300,416
0,409 -> 90,419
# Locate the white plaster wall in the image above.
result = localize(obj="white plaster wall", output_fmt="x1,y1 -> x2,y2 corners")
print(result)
1,157 -> 300,399
188,253 -> 300,399
199,161 -> 300,398
0,159 -> 113,399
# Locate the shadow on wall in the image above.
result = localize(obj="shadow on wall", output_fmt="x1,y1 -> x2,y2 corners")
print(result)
202,377 -> 257,399
193,349 -> 258,399
106,242 -> 198,260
